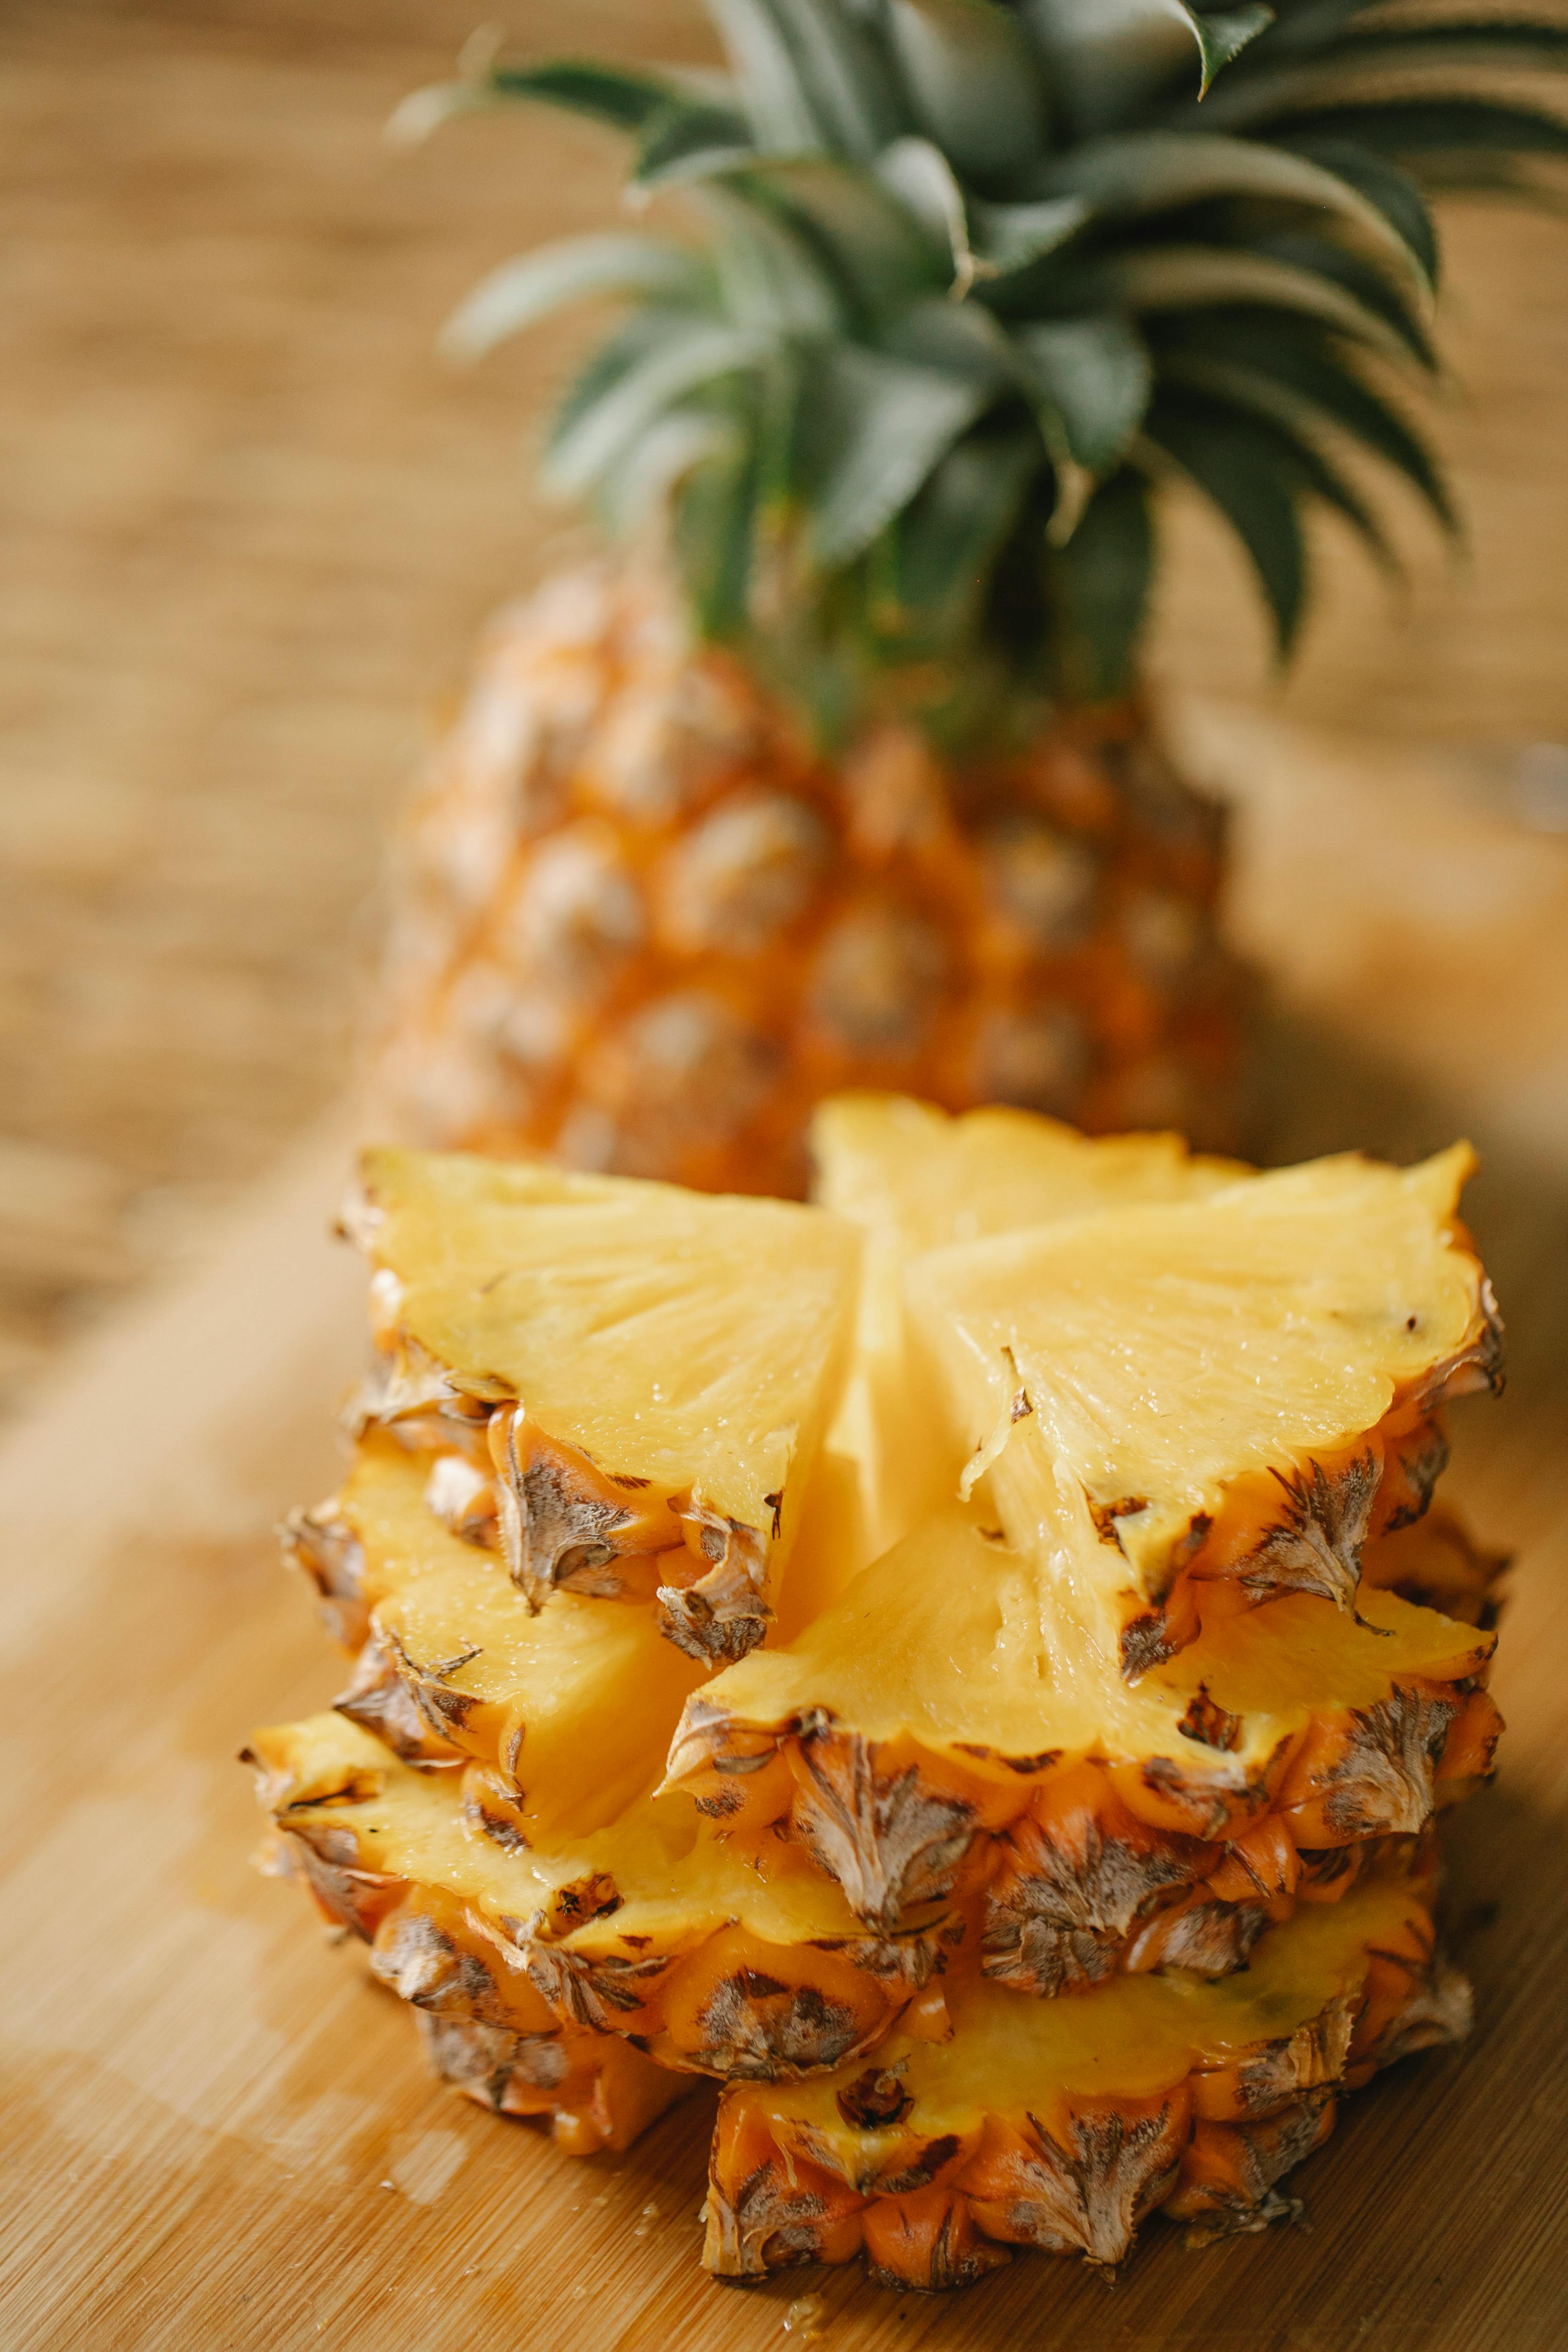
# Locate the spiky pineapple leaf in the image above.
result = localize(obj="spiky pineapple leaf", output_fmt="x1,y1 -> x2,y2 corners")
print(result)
488,59 -> 684,131
887,0 -> 1049,182
875,136 -> 982,288
709,0 -> 906,157
1049,468 -> 1155,699
439,235 -> 714,364
1092,242 -> 1424,364
890,429 -> 1043,626
801,343 -> 997,562
1021,0 -> 1274,134
546,315 -> 771,501
1152,310 -> 1457,530
1015,317 -> 1153,469
1154,359 -> 1404,569
1281,138 -> 1439,287
1145,387 -> 1308,650
969,193 -> 1093,275
702,190 -> 848,332
635,100 -> 756,187
1035,130 -> 1432,290
721,157 -> 950,318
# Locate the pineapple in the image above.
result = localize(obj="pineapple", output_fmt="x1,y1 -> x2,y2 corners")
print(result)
665,1502 -> 1499,1941
250,1711 -> 950,2083
908,1143 -> 1500,1673
343,1145 -> 858,1659
286,1435 -> 705,1836
703,1875 -> 1470,2283
372,0 -> 1568,1186
251,1097 -> 1507,2287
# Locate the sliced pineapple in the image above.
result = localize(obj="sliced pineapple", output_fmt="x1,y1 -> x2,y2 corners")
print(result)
665,1507 -> 1498,1944
907,1147 -> 1501,1676
808,1092 -> 1248,1567
249,1712 -> 947,2085
704,1875 -> 1468,2287
286,1435 -> 705,1836
343,1147 -> 860,1659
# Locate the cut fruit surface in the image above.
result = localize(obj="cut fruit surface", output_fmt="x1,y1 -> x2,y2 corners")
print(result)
287,1435 -> 705,1836
908,1146 -> 1501,1673
665,1507 -> 1496,1936
250,1713 -> 945,2083
345,1147 -> 860,1659
808,1093 -> 1246,1566
705,1877 -> 1469,2285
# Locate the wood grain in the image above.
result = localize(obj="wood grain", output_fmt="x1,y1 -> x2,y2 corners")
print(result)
2,802 -> 1566,2345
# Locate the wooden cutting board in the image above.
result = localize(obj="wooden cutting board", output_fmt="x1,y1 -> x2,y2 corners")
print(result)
4,735 -> 1567,2352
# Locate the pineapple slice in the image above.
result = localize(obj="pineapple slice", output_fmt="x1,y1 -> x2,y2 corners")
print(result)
285,1434 -> 704,1837
244,1722 -> 688,2155
249,1713 -> 946,2086
704,1873 -> 1468,2286
907,1146 -> 1501,1676
808,1093 -> 1248,1568
665,1507 -> 1499,1944
343,1147 -> 860,1660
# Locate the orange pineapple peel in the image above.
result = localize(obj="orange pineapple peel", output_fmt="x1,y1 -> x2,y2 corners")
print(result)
702,1878 -> 1470,2285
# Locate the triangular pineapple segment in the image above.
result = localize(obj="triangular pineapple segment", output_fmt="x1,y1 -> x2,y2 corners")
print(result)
292,1435 -> 705,1837
666,1506 -> 1495,1933
907,1145 -> 1500,1673
808,1093 -> 1246,1566
706,1874 -> 1466,2282
347,1147 -> 860,1659
811,1092 -> 1246,1254
251,1712 -> 942,2084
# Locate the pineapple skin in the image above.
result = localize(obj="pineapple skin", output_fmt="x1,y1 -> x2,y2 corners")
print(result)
702,1877 -> 1470,2287
371,567 -> 1243,1194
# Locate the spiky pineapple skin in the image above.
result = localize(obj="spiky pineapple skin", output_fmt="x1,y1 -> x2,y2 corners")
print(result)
372,566 -> 1242,1193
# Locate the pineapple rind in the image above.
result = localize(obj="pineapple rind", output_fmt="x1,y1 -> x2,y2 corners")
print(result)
250,1713 -> 944,2083
704,1878 -> 1468,2284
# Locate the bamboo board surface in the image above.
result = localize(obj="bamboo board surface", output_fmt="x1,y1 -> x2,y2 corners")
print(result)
4,733 -> 1568,2351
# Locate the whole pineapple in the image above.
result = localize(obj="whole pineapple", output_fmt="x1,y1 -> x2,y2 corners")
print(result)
375,0 -> 1568,1192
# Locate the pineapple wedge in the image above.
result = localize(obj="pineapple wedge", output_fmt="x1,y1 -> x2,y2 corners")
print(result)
907,1146 -> 1501,1676
286,1435 -> 704,1837
344,1147 -> 860,1659
810,1094 -> 1246,1565
249,1713 -> 946,2085
704,1873 -> 1468,2286
665,1507 -> 1499,1941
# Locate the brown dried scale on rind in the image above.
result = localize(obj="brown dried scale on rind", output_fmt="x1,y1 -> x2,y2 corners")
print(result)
656,1507 -> 771,1663
1165,2089 -> 1337,2241
966,2100 -> 1187,2263
787,1727 -> 977,1934
331,1628 -> 468,1769
1239,1452 -> 1381,1613
280,1502 -> 369,1651
980,1798 -> 1201,1996
488,1409 -> 681,1606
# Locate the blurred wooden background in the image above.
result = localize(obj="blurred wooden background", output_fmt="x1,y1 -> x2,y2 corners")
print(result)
2,0 -> 1567,1411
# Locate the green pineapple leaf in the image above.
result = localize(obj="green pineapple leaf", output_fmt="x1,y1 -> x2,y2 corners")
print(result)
1014,316 -> 1153,469
439,235 -> 715,364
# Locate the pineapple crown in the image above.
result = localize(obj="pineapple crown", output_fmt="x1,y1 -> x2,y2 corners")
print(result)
400,0 -> 1568,736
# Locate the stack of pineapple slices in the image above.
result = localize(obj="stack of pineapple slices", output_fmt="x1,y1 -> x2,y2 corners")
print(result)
250,1096 -> 1506,2287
